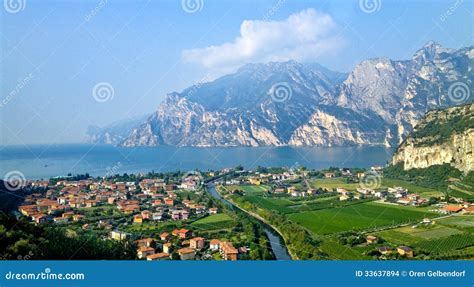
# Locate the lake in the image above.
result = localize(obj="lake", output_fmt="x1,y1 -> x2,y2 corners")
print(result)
0,144 -> 394,179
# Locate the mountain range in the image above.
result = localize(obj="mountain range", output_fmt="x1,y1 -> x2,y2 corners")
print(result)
88,41 -> 474,148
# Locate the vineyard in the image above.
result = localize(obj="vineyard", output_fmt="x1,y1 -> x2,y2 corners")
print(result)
415,233 -> 474,254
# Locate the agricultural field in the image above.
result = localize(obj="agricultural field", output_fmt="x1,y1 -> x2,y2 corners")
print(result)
309,178 -> 359,191
415,233 -> 474,254
381,178 -> 443,198
376,224 -> 462,245
288,202 -> 434,235
319,238 -> 371,260
310,177 -> 443,198
437,216 -> 474,233
191,213 -> 235,230
241,195 -> 295,214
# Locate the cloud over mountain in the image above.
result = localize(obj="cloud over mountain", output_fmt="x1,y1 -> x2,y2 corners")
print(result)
182,9 -> 344,70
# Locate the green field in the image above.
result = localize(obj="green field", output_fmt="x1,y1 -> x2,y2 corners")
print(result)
242,195 -> 295,214
376,224 -> 462,245
310,178 -> 359,191
437,216 -> 474,233
288,202 -> 434,235
415,233 -> 474,254
319,238 -> 371,260
310,177 -> 444,198
191,213 -> 235,230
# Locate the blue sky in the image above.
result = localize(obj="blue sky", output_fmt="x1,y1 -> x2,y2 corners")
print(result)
1,0 -> 472,145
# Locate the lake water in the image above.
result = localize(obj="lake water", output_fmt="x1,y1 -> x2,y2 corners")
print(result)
0,144 -> 394,179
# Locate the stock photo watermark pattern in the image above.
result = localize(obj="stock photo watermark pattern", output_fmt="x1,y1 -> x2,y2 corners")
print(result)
3,170 -> 26,192
181,0 -> 203,13
3,0 -> 26,14
269,82 -> 293,103
359,0 -> 382,13
447,82 -> 471,104
359,172 -> 382,190
92,82 -> 115,103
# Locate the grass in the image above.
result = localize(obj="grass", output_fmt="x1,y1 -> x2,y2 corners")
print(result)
191,213 -> 235,230
415,233 -> 474,254
288,202 -> 434,235
242,195 -> 295,214
310,177 -> 444,198
375,229 -> 424,245
310,178 -> 359,191
319,238 -> 371,260
381,178 -> 442,197
437,216 -> 474,233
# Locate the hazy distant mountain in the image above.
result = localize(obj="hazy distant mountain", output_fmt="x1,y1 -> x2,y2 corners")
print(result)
90,42 -> 473,148
86,114 -> 149,145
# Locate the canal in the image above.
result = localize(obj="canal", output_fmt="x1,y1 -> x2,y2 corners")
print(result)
206,183 -> 292,260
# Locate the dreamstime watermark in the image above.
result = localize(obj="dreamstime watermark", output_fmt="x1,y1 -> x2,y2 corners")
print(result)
186,74 -> 212,98
262,0 -> 286,21
440,0 -> 464,22
1,73 -> 35,108
5,268 -> 85,281
104,162 -> 122,178
181,170 -> 204,187
446,81 -> 470,104
84,0 -> 108,22
181,0 -> 203,13
359,0 -> 381,14
268,82 -> 292,103
92,82 -> 114,102
3,0 -> 26,14
3,170 -> 26,192
359,172 -> 382,190
17,251 -> 34,260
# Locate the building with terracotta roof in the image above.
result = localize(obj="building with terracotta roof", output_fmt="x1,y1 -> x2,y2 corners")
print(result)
134,215 -> 143,224
397,246 -> 413,257
135,238 -> 155,248
177,248 -> 196,260
444,205 -> 463,213
163,243 -> 173,254
137,246 -> 155,259
177,228 -> 192,239
160,232 -> 171,241
464,205 -> 474,214
147,252 -> 170,261
220,241 -> 238,261
210,239 -> 220,251
190,237 -> 205,250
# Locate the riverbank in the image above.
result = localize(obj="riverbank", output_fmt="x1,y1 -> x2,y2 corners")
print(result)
206,183 -> 294,260
224,193 -> 299,260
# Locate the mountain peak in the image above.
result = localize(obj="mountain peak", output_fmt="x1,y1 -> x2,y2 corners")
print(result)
413,41 -> 449,62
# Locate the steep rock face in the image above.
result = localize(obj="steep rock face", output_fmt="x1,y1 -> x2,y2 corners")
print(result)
392,104 -> 474,172
394,43 -> 474,143
88,42 -> 473,148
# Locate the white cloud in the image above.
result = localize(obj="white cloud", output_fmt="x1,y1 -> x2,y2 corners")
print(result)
182,9 -> 344,71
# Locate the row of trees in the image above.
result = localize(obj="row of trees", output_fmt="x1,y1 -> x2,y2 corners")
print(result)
0,214 -> 137,260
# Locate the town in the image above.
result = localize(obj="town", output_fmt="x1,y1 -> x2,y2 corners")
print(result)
12,164 -> 474,260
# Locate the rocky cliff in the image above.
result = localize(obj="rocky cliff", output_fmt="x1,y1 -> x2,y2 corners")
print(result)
89,42 -> 473,147
391,103 -> 474,172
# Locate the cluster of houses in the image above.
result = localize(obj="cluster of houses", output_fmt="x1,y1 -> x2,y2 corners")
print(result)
440,204 -> 474,215
365,235 -> 415,258
115,228 -> 241,261
334,185 -> 430,206
17,175 -> 219,229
